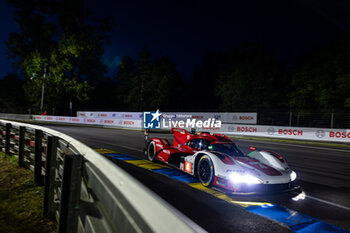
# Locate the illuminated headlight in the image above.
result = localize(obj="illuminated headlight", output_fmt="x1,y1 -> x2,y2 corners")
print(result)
290,171 -> 297,181
229,173 -> 262,184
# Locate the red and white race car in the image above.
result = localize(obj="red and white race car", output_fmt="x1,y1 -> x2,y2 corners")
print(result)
145,128 -> 298,194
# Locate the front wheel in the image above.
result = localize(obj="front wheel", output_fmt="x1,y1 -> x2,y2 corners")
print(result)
147,140 -> 156,161
197,155 -> 214,187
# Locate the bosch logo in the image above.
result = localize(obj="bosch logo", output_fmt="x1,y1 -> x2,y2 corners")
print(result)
112,114 -> 116,117
267,127 -> 275,135
278,129 -> 303,136
315,130 -> 325,138
237,126 -> 257,132
329,131 -> 350,139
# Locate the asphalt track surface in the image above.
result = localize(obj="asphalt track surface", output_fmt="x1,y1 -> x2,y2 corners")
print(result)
39,124 -> 350,232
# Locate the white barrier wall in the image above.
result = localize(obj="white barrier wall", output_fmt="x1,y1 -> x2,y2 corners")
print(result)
161,112 -> 257,124
32,114 -> 350,143
33,115 -> 142,129
102,118 -> 142,128
77,111 -> 143,120
218,124 -> 350,143
77,111 -> 257,124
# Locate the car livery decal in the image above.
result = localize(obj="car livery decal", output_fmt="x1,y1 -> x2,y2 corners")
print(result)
235,157 -> 282,176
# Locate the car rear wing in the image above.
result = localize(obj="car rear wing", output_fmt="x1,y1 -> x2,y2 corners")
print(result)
171,128 -> 195,147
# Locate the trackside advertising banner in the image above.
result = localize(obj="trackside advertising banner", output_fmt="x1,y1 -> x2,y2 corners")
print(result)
161,112 -> 257,124
219,124 -> 350,143
33,115 -> 141,128
76,111 -> 257,124
33,115 -> 349,143
102,118 -> 142,128
77,111 -> 143,120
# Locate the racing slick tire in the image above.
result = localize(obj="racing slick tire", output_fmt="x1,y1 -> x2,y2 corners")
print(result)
147,140 -> 156,161
197,155 -> 214,187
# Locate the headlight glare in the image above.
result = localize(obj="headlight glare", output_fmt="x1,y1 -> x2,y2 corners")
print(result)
229,173 -> 261,184
290,171 -> 297,181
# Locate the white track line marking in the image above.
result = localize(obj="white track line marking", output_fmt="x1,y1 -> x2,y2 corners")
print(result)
306,195 -> 350,211
237,139 -> 350,153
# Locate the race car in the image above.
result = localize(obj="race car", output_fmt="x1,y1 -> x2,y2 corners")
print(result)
144,128 -> 298,194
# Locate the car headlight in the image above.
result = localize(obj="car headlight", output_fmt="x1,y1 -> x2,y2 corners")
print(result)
229,173 -> 262,184
290,171 -> 297,181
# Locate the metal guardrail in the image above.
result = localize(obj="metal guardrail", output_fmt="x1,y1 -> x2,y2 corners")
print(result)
0,119 -> 204,233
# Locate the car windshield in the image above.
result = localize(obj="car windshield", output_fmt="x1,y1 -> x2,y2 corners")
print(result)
207,143 -> 245,157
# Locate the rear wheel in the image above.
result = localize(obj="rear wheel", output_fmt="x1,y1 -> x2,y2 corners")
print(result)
147,141 -> 156,161
197,155 -> 214,187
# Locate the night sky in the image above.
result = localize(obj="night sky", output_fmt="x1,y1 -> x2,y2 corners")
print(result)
1,0 -> 350,80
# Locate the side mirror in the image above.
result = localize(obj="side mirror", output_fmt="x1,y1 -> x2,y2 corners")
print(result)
249,146 -> 257,151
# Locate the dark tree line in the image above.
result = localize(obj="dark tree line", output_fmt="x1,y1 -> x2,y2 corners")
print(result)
1,0 -> 350,115
113,48 -> 185,111
290,34 -> 350,111
4,0 -> 113,115
190,42 -> 288,111
0,73 -> 26,113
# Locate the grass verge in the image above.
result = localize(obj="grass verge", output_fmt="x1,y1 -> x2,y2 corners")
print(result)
0,152 -> 56,233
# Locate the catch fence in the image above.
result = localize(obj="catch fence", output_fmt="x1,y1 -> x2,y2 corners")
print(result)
257,111 -> 350,129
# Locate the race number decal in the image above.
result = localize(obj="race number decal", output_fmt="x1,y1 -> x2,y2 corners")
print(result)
185,161 -> 192,173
